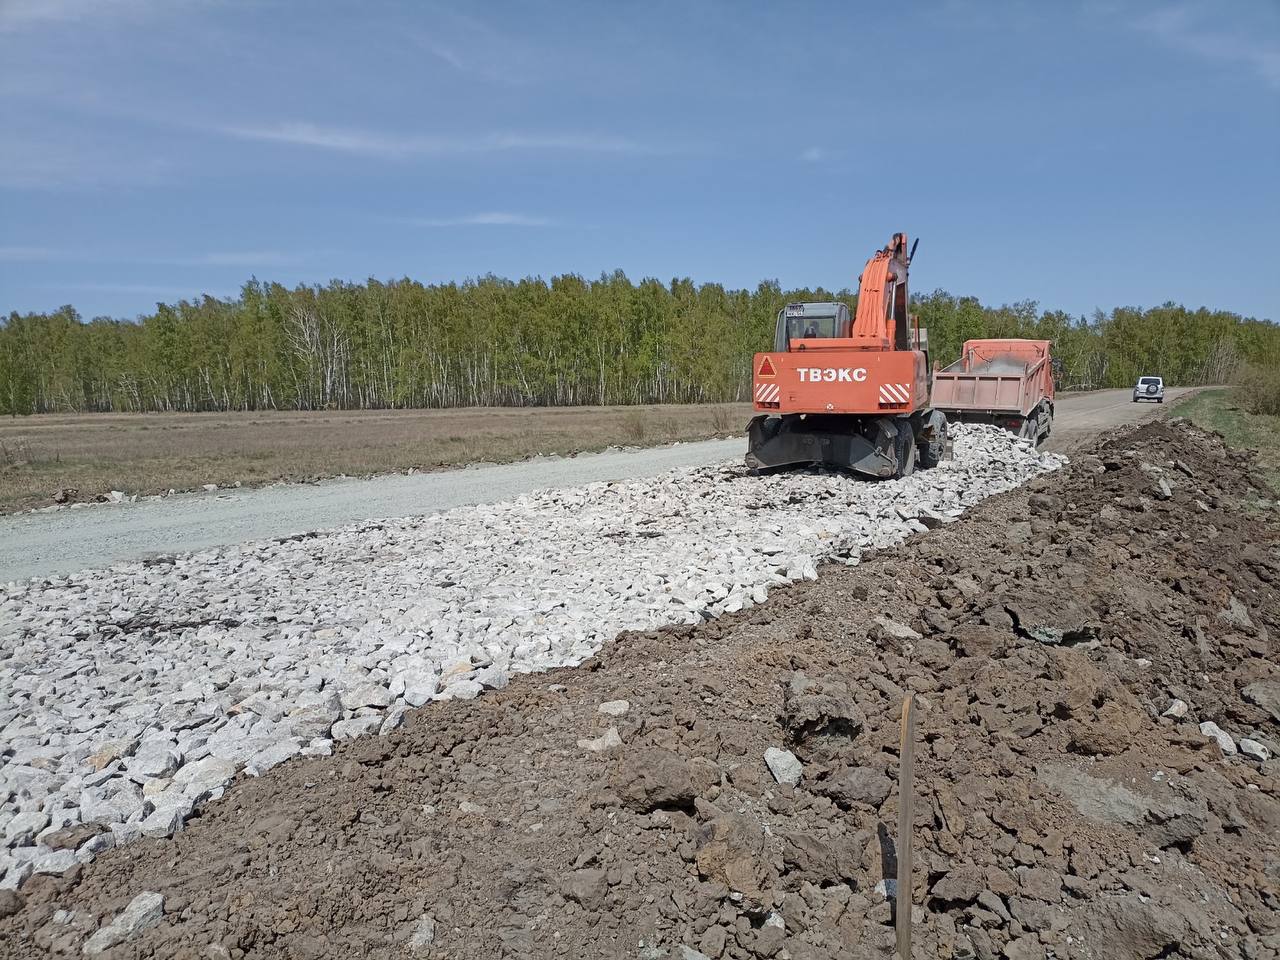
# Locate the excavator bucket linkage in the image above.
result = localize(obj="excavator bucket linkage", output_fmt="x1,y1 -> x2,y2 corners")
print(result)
747,414 -> 903,477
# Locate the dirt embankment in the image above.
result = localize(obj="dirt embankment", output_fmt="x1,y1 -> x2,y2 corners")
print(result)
2,418 -> 1278,960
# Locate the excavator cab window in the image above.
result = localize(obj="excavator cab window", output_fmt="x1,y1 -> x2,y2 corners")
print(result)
774,302 -> 852,350
792,315 -> 839,339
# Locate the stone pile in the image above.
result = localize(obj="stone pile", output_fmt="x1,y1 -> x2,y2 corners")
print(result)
0,425 -> 1062,886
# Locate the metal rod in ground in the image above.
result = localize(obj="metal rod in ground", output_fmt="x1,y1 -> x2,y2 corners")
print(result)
896,693 -> 916,960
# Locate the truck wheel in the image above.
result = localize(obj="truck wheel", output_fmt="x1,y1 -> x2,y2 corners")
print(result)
1030,405 -> 1050,444
894,427 -> 916,478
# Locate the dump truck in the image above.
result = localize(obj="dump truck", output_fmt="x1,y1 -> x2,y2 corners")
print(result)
931,338 -> 1055,443
746,232 -> 949,478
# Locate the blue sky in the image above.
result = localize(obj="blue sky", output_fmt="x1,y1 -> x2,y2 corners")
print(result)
1,0 -> 1277,322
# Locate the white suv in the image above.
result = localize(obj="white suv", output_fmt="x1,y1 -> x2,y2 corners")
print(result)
1133,376 -> 1165,403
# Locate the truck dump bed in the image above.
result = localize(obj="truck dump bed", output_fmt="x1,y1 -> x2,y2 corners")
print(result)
932,339 -> 1053,418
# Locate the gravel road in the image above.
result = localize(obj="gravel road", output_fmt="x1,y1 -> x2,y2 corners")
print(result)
0,438 -> 741,584
1043,385 -> 1194,450
0,388 -> 1190,583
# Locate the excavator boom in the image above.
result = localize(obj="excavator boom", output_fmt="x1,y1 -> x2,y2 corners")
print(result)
850,232 -> 910,349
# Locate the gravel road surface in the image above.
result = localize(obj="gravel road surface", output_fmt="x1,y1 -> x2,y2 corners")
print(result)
0,388 -> 1191,582
0,438 -> 741,583
1044,385 -> 1194,450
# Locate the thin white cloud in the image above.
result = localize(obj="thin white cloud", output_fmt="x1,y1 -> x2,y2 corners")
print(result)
410,10 -> 536,85
421,41 -> 467,72
0,0 -> 168,34
177,251 -> 297,267
800,147 -> 826,162
217,121 -> 661,158
400,213 -> 555,227
52,282 -> 219,298
218,122 -> 413,156
0,133 -> 173,189
0,246 -> 58,261
1134,2 -> 1280,91
0,0 -> 99,31
0,248 -> 298,267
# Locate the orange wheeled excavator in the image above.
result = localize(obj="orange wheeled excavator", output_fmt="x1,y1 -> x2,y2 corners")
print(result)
746,232 -> 949,478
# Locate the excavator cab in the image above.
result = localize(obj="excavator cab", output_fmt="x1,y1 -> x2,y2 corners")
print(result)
774,302 -> 852,350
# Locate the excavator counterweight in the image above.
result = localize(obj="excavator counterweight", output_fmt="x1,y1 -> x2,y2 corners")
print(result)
745,232 -> 949,478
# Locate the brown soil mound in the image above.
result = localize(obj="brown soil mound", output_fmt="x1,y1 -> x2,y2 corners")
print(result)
3,418 -> 1278,960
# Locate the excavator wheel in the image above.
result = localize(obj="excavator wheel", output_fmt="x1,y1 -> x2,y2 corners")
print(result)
894,426 -> 916,479
918,418 -> 947,470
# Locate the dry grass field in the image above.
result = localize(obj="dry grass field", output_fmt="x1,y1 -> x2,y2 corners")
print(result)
0,403 -> 752,513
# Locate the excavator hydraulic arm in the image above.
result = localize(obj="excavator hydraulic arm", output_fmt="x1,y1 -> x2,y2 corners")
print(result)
850,232 -> 912,350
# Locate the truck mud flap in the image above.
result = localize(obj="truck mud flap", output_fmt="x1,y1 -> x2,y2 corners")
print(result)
745,415 -> 898,478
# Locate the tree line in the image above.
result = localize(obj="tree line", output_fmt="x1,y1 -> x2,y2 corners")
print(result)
1,273 -> 1275,414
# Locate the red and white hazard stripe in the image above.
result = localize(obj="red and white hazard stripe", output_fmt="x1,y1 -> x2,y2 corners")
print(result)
878,382 -> 911,405
755,382 -> 781,403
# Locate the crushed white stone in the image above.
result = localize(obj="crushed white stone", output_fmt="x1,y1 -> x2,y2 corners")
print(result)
0,425 -> 1062,886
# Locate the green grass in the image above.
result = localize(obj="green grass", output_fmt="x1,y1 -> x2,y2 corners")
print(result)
1175,388 -> 1280,493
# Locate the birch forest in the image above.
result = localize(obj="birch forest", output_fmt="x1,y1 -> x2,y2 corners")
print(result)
1,273 -> 1275,414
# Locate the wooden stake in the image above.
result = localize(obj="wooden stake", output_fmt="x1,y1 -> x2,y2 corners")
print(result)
896,693 -> 916,960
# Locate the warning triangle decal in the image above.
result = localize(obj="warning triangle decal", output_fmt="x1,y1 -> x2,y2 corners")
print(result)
757,356 -> 777,378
